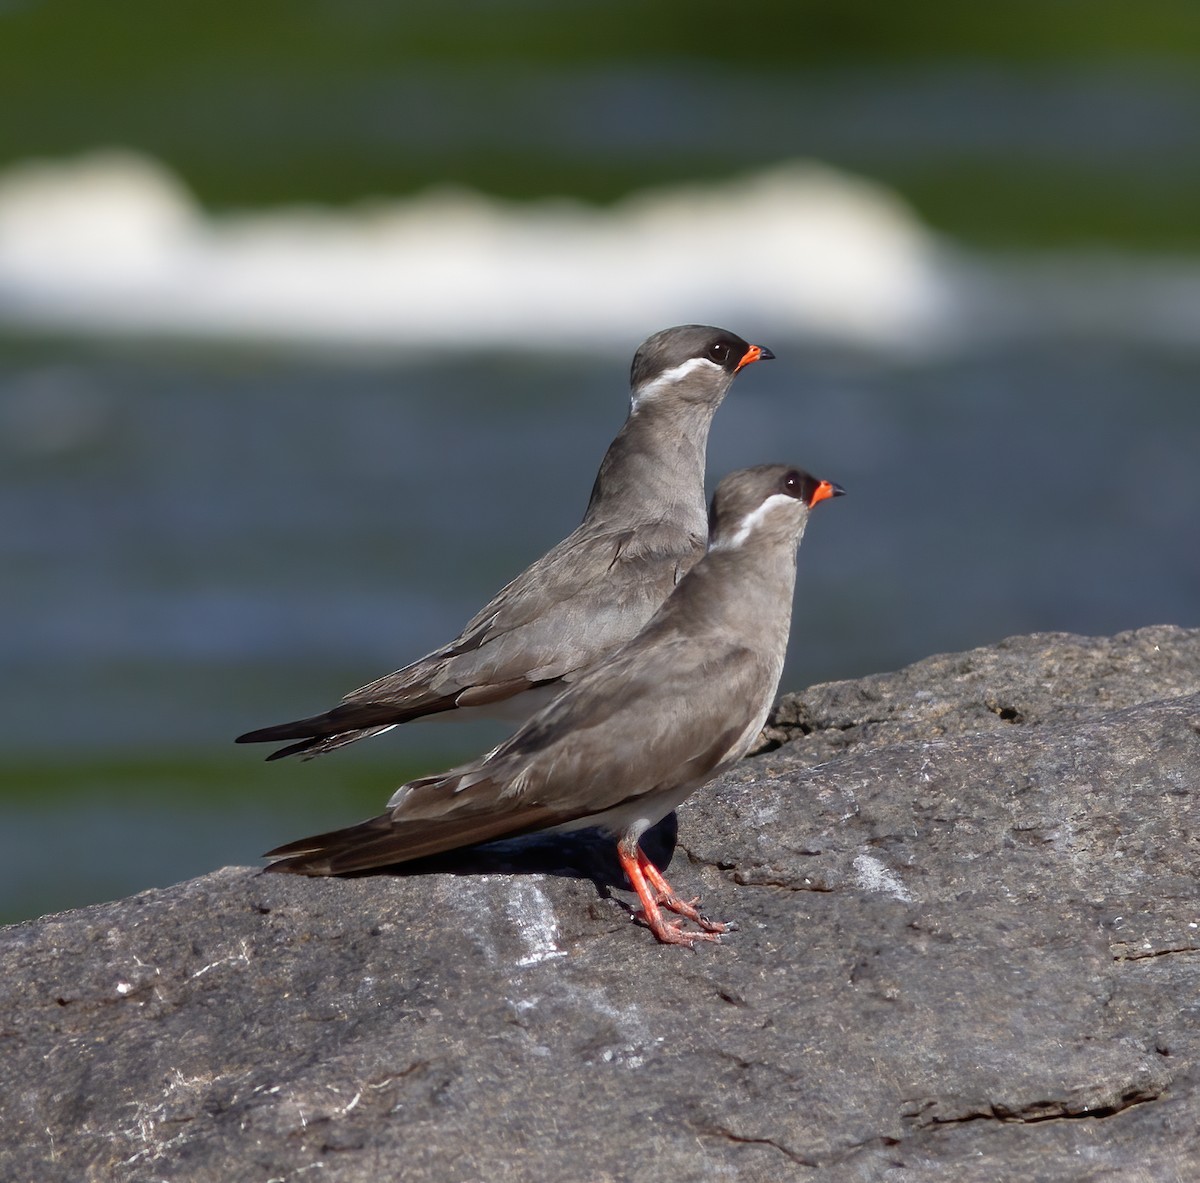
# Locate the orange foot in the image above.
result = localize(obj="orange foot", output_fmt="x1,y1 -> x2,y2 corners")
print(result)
638,850 -> 733,934
617,844 -> 733,946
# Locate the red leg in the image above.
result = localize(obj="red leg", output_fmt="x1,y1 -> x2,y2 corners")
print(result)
637,848 -> 731,935
617,845 -> 716,946
616,841 -> 724,946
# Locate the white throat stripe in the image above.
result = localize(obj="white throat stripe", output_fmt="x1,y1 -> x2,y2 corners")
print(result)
630,356 -> 722,411
710,493 -> 796,551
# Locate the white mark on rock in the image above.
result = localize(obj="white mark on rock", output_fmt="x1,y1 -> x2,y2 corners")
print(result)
506,879 -> 567,967
190,938 -> 251,981
118,1068 -> 212,1166
751,799 -> 779,826
852,852 -> 912,902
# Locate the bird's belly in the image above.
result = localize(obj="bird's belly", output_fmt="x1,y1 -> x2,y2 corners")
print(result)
543,779 -> 703,844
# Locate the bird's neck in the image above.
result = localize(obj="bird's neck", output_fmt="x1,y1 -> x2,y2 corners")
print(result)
581,400 -> 715,532
649,529 -> 803,678
699,537 -> 799,636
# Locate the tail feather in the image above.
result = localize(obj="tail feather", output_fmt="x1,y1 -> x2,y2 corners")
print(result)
263,802 -> 564,876
236,697 -> 459,761
237,672 -> 560,761
236,699 -> 433,744
263,725 -> 396,762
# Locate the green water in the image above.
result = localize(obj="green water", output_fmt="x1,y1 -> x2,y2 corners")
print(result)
3,2 -> 1199,924
2,338 -> 1197,923
0,745 -> 480,926
2,1 -> 1199,248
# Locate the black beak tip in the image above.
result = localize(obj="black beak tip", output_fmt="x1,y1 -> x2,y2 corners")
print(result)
758,346 -> 776,361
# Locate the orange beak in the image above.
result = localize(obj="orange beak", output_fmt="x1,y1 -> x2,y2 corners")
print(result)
734,343 -> 775,372
808,479 -> 846,507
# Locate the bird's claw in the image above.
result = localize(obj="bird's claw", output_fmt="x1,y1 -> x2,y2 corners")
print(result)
654,892 -> 731,934
632,907 -> 725,946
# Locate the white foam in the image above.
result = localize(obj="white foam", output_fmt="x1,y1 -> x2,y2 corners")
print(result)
0,150 -> 947,351
4,149 -> 1197,355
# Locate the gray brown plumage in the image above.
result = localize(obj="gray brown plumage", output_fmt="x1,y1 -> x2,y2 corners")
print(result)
265,464 -> 844,946
236,326 -> 773,761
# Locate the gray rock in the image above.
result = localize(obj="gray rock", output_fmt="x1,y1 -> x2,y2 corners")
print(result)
758,622 -> 1200,757
3,625 -> 1199,1182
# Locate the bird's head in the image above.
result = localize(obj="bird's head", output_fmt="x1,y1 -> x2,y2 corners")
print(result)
628,325 -> 774,414
707,464 -> 844,552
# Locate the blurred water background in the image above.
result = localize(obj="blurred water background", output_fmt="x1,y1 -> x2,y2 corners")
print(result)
1,2 -> 1198,922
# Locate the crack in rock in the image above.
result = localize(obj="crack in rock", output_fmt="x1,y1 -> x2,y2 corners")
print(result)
1114,943 -> 1200,962
697,1124 -> 819,1168
904,1084 -> 1165,1129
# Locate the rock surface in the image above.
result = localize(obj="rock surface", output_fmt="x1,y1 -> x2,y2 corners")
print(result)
3,625 -> 1199,1182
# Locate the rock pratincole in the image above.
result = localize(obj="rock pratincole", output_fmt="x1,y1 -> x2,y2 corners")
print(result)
264,465 -> 844,946
236,326 -> 774,761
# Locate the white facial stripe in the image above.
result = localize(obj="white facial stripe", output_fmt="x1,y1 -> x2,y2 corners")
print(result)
630,356 -> 723,411
710,492 -> 797,551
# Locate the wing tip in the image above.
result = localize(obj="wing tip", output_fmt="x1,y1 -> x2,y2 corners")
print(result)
261,854 -> 334,876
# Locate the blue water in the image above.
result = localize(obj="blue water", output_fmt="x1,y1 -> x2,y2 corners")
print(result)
1,334 -> 1197,920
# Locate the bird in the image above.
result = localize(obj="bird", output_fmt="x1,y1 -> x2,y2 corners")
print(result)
264,464 -> 845,946
236,325 -> 774,761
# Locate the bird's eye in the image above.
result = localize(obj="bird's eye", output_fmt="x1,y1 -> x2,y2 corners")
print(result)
707,341 -> 730,364
782,470 -> 805,499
